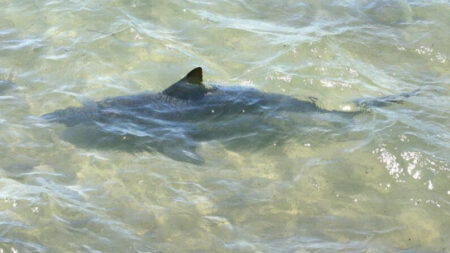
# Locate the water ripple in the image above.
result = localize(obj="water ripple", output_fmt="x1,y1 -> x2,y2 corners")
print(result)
0,0 -> 449,252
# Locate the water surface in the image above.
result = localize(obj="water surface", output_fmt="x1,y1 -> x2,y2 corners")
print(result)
0,0 -> 449,252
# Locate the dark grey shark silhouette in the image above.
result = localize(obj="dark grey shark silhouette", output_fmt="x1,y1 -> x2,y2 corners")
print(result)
43,67 -> 416,164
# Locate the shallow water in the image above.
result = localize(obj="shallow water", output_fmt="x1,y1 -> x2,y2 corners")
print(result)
0,0 -> 449,252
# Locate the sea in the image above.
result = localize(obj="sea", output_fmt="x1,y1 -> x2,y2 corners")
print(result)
0,0 -> 449,252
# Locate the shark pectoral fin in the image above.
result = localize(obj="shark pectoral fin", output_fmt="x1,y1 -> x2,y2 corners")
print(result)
151,133 -> 204,164
159,144 -> 204,165
162,67 -> 208,100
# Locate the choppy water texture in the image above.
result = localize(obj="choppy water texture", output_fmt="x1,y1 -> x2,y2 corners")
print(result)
0,0 -> 449,252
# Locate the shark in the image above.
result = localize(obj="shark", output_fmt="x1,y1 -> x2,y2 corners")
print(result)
42,67 -> 416,164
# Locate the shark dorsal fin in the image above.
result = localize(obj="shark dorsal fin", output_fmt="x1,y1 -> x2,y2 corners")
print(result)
184,67 -> 203,84
162,67 -> 207,100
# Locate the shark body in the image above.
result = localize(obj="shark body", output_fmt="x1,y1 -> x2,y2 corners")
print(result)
43,67 -> 413,164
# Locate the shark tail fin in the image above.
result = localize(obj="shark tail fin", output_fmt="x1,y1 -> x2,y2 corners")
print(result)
354,89 -> 420,108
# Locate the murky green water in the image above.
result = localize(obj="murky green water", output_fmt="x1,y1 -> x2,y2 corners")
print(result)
1,0 -> 449,252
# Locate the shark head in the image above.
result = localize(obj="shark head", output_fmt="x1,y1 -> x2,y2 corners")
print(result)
162,67 -> 209,100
